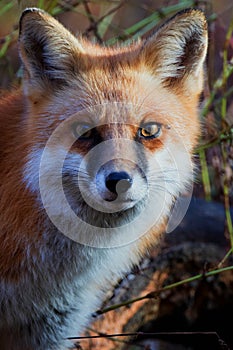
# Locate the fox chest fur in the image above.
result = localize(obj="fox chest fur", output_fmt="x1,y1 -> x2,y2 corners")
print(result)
0,7 -> 208,350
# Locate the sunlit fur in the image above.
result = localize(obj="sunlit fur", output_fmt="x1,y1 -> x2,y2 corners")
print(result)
0,7 -> 208,350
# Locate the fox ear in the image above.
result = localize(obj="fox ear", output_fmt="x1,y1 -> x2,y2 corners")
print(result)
19,8 -> 85,92
141,9 -> 208,93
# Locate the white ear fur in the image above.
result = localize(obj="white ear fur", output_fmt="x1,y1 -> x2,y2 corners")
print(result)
141,9 -> 208,90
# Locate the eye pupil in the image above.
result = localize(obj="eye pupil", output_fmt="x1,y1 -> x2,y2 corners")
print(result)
139,123 -> 161,139
82,128 -> 91,137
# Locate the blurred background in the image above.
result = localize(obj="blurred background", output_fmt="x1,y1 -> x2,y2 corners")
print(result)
0,1 -> 233,349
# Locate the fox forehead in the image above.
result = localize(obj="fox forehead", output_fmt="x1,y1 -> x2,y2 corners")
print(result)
31,76 -> 192,150
58,60 -> 161,103
40,65 -> 179,117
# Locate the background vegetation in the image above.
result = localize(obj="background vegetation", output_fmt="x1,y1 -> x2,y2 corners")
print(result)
0,0 -> 233,349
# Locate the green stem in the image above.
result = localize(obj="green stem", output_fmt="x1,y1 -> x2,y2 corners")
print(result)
218,248 -> 233,268
199,149 -> 211,201
106,0 -> 195,45
97,265 -> 233,315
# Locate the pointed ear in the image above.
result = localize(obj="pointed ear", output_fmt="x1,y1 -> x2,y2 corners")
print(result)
141,9 -> 208,94
19,8 -> 85,93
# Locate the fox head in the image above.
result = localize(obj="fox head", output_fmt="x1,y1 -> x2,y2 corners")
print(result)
20,8 -> 208,247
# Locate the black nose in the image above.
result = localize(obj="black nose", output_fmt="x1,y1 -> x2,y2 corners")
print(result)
105,171 -> 132,195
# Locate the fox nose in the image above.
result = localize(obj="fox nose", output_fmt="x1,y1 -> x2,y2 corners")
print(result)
105,171 -> 132,195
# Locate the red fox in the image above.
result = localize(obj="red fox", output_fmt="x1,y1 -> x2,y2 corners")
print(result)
0,7 -> 208,350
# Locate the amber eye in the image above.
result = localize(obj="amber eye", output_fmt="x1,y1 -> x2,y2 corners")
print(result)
72,122 -> 93,140
138,123 -> 161,139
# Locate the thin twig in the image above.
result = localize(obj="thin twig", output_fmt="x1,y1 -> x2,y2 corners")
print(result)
217,248 -> 233,268
94,265 -> 233,315
85,0 -> 126,34
82,0 -> 103,42
67,330 -> 230,349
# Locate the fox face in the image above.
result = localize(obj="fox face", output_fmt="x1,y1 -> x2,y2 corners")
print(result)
20,8 -> 208,248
